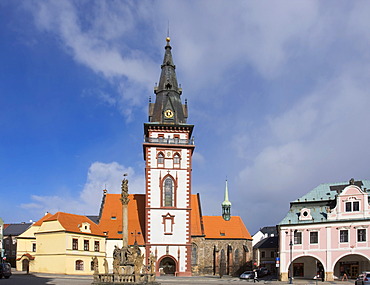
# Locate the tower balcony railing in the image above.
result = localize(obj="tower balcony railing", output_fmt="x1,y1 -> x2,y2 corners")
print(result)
144,137 -> 195,145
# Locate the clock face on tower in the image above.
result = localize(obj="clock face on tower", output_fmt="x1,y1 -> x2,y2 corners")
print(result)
164,109 -> 174,118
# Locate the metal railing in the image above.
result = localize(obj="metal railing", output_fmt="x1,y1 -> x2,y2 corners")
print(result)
144,137 -> 194,145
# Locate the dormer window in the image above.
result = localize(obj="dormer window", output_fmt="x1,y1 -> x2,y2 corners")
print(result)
299,208 -> 312,221
79,222 -> 91,233
345,200 -> 360,212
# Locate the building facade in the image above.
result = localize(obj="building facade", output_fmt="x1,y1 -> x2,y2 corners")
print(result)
3,222 -> 32,267
253,226 -> 278,275
16,212 -> 106,275
278,179 -> 370,281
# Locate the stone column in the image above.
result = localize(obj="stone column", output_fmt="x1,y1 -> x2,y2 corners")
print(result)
120,176 -> 130,248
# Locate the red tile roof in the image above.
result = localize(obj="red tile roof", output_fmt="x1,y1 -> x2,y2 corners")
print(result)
99,194 -> 145,244
33,212 -> 53,226
44,212 -> 105,237
202,216 -> 252,240
190,194 -> 204,236
99,193 -> 251,242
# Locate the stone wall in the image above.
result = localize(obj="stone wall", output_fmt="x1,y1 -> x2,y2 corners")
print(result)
191,237 -> 252,276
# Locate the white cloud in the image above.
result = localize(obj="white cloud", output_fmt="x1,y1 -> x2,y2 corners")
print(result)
26,1 -> 158,119
20,162 -> 144,219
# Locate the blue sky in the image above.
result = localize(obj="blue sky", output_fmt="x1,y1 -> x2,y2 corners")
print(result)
1,1 -> 370,234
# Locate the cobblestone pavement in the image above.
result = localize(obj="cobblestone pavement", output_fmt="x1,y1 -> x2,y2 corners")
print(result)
3,272 -> 357,285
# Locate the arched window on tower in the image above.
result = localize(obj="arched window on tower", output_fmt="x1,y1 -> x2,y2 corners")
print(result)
163,177 -> 174,207
174,153 -> 180,166
157,152 -> 164,165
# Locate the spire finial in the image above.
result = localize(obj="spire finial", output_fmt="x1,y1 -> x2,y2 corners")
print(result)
166,20 -> 171,44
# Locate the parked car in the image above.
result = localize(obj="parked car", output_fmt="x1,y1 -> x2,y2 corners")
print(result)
258,267 -> 270,277
355,272 -> 370,285
0,262 -> 11,279
240,271 -> 254,279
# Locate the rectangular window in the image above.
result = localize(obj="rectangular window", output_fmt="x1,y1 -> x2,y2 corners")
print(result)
357,229 -> 366,242
294,231 -> 302,244
270,251 -> 275,258
353,201 -> 360,211
340,230 -> 349,243
345,202 -> 352,212
32,243 -> 36,252
84,240 -> 89,251
310,231 -> 318,244
94,241 -> 100,252
261,251 -> 265,258
72,238 -> 78,250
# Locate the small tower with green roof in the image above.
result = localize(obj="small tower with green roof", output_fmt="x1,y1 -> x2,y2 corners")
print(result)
222,179 -> 232,221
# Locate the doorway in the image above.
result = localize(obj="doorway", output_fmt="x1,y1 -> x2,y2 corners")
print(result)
159,257 -> 176,275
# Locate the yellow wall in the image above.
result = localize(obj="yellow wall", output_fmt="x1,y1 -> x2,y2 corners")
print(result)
16,220 -> 106,275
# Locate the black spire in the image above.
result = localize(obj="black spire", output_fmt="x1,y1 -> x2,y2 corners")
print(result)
148,37 -> 188,124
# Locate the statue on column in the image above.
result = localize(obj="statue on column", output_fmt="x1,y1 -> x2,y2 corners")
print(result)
120,175 -> 130,205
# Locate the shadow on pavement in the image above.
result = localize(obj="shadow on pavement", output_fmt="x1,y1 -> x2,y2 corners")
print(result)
4,273 -> 53,285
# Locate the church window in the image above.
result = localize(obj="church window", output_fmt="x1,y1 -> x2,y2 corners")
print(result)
234,249 -> 240,265
174,153 -> 180,165
72,238 -> 78,250
158,152 -> 164,165
76,260 -> 84,271
191,243 -> 198,265
163,177 -> 174,207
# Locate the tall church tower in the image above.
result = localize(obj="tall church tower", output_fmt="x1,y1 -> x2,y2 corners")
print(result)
143,37 -> 194,276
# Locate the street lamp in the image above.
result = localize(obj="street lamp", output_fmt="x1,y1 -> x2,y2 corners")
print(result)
286,230 -> 293,284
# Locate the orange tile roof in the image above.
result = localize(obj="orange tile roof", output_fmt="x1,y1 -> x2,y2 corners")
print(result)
44,212 -> 105,237
202,216 -> 252,240
33,212 -> 53,226
190,194 -> 204,236
99,193 -> 251,242
99,194 -> 145,244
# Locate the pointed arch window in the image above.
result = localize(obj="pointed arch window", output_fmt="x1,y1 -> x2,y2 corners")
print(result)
191,243 -> 198,266
174,153 -> 180,165
157,152 -> 164,165
163,177 -> 174,207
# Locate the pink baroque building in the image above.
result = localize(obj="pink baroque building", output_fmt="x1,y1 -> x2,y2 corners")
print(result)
278,179 -> 370,281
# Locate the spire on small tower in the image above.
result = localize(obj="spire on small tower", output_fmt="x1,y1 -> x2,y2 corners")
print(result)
222,179 -> 232,221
